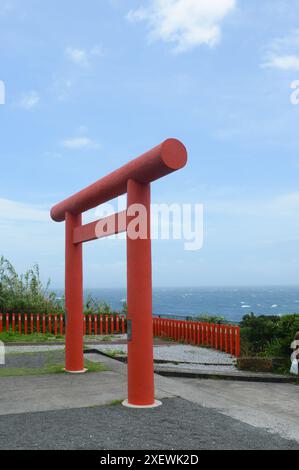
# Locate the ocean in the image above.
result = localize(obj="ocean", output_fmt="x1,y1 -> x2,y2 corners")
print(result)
55,286 -> 299,323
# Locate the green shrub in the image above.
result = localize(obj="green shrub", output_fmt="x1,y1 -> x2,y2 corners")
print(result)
190,314 -> 227,324
0,256 -> 62,314
240,312 -> 299,358
83,294 -> 127,317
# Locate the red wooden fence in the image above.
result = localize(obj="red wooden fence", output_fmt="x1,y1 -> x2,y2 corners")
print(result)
153,317 -> 240,357
0,313 -> 240,356
0,313 -> 125,337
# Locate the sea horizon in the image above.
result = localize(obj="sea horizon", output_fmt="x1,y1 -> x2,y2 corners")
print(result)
53,286 -> 299,322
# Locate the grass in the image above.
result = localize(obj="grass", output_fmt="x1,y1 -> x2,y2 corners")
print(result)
0,332 -> 65,343
107,399 -> 123,406
0,332 -> 124,344
0,360 -> 107,377
0,349 -> 108,377
104,348 -> 127,357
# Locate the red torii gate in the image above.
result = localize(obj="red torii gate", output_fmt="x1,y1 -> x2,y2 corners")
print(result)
51,138 -> 187,407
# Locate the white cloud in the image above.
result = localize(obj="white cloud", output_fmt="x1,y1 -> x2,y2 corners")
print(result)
127,0 -> 236,53
0,198 -> 48,222
66,47 -> 89,66
262,55 -> 299,71
65,45 -> 104,66
61,137 -> 100,150
261,30 -> 299,71
18,91 -> 40,109
209,191 -> 299,218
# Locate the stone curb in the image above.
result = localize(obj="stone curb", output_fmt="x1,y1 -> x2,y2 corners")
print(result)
154,367 -> 299,384
84,349 -> 298,384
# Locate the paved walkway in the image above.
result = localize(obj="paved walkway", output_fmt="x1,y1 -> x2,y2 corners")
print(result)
0,351 -> 298,449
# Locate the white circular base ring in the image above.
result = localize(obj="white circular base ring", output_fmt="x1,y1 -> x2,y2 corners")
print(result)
122,399 -> 162,409
64,368 -> 88,374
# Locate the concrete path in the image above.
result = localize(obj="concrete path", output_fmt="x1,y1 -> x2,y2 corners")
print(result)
159,376 -> 299,443
0,353 -> 174,416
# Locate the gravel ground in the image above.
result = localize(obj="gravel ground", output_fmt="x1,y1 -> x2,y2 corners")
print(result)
5,344 -> 235,366
94,344 -> 235,365
0,397 -> 297,450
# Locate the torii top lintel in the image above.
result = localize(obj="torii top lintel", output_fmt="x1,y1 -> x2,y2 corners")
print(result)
51,139 -> 187,223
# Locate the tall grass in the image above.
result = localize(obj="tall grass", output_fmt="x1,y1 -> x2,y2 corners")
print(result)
0,256 -> 62,314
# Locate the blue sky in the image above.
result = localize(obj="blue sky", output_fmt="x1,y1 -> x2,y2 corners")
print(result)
1,0 -> 299,287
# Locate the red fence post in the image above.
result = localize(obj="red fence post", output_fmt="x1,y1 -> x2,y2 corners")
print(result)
210,324 -> 214,348
225,326 -> 228,353
18,314 -> 22,335
54,315 -> 58,336
6,313 -> 9,332
88,315 -> 92,336
30,314 -> 34,334
174,320 -> 177,341
177,320 -> 181,341
94,315 -> 98,335
105,315 -> 109,335
186,321 -> 189,342
116,315 -> 119,334
121,316 -> 125,334
100,315 -> 103,335
36,314 -> 40,334
83,316 -> 86,336
42,314 -> 46,334
206,323 -> 210,346
235,327 -> 241,357
215,325 -> 219,350
196,323 -> 200,345
219,326 -> 223,351
12,313 -> 15,333
24,314 -> 28,335
60,314 -> 64,335
110,316 -> 114,335
48,315 -> 52,334
202,322 -> 205,345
